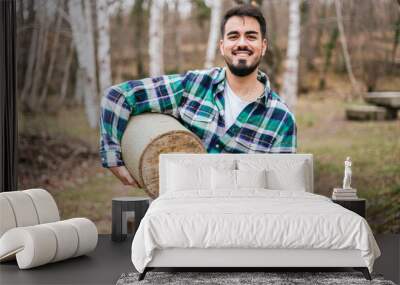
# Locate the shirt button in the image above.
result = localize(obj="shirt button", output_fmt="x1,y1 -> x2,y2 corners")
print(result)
216,144 -> 220,148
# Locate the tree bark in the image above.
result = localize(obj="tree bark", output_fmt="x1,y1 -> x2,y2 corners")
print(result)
132,0 -> 146,77
204,0 -> 222,69
149,0 -> 164,76
173,0 -> 182,73
96,0 -> 112,93
96,0 -> 112,92
68,0 -> 98,128
20,25 -> 38,104
74,67 -> 85,105
335,0 -> 359,94
39,5 -> 63,108
58,41 -> 75,108
280,0 -> 301,111
29,7 -> 49,110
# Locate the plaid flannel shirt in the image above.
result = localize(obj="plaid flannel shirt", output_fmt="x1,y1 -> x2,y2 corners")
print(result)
100,67 -> 297,168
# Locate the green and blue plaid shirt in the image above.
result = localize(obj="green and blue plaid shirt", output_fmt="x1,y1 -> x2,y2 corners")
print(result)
100,67 -> 297,168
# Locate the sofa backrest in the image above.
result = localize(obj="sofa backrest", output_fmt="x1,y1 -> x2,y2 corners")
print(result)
159,153 -> 313,195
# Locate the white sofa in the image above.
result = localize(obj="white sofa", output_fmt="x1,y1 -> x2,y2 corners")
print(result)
0,188 -> 98,269
131,153 -> 380,281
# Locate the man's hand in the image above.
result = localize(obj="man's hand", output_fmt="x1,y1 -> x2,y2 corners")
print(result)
109,166 -> 140,188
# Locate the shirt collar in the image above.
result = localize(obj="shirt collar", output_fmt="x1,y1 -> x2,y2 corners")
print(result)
212,67 -> 271,102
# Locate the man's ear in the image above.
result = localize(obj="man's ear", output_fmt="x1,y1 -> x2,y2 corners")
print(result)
219,39 -> 225,56
262,38 -> 267,57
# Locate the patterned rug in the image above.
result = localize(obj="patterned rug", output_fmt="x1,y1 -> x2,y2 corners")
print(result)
116,271 -> 396,285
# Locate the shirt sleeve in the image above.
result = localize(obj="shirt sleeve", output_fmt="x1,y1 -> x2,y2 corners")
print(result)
99,74 -> 187,168
269,112 -> 297,153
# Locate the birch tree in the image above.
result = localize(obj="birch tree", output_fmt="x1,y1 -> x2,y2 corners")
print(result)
58,41 -> 75,109
68,0 -> 98,128
39,4 -> 63,108
204,0 -> 222,69
280,0 -> 301,111
335,0 -> 360,93
96,0 -> 112,93
149,0 -> 165,76
29,5 -> 50,110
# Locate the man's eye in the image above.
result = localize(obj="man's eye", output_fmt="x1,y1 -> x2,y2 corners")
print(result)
228,36 -> 238,40
248,36 -> 257,40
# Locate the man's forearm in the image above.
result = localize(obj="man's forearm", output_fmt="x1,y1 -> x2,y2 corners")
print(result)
99,87 -> 133,168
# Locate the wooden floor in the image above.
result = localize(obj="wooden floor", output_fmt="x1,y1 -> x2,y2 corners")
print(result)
0,235 -> 134,285
0,234 -> 398,285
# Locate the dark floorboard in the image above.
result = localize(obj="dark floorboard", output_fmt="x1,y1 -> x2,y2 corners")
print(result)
0,234 -> 398,285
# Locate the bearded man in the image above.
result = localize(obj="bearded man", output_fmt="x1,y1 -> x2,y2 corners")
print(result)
99,4 -> 297,186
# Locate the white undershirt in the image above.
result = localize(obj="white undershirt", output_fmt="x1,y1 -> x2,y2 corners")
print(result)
223,81 -> 252,132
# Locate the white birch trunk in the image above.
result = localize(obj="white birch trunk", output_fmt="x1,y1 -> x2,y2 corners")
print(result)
20,26 -> 38,103
149,0 -> 164,77
39,8 -> 63,107
280,0 -> 301,111
204,0 -> 222,69
335,0 -> 359,93
29,9 -> 49,110
68,0 -> 98,128
58,41 -> 75,108
96,0 -> 112,92
174,0 -> 183,73
75,68 -> 85,105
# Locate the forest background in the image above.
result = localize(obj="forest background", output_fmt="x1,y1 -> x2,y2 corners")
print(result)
16,0 -> 400,234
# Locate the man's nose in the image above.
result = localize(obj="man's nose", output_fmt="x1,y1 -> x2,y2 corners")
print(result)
237,36 -> 249,47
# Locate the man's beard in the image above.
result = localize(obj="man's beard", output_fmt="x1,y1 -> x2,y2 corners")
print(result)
225,55 -> 261,77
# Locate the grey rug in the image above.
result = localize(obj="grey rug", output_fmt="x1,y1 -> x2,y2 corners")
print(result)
116,271 -> 396,285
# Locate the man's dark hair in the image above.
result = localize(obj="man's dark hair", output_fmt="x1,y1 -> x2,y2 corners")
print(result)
220,4 -> 267,39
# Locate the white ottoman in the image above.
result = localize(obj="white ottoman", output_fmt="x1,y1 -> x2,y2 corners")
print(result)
0,189 -> 98,269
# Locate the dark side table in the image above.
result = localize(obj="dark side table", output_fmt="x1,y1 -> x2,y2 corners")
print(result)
112,197 -> 150,242
332,198 -> 366,218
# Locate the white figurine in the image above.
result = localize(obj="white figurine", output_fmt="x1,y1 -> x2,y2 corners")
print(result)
342,157 -> 352,189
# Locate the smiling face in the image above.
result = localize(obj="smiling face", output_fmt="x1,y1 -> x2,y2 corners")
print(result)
220,16 -> 267,77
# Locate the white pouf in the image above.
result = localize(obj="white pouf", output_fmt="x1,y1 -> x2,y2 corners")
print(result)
0,189 -> 98,269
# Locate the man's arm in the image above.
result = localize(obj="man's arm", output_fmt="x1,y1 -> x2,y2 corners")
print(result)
99,74 -> 187,169
269,112 -> 297,153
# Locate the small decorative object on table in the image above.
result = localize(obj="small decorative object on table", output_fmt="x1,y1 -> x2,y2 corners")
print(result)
332,157 -> 358,200
112,197 -> 150,242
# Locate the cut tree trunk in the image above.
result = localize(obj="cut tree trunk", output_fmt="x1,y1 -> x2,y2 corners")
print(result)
121,114 -> 206,198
